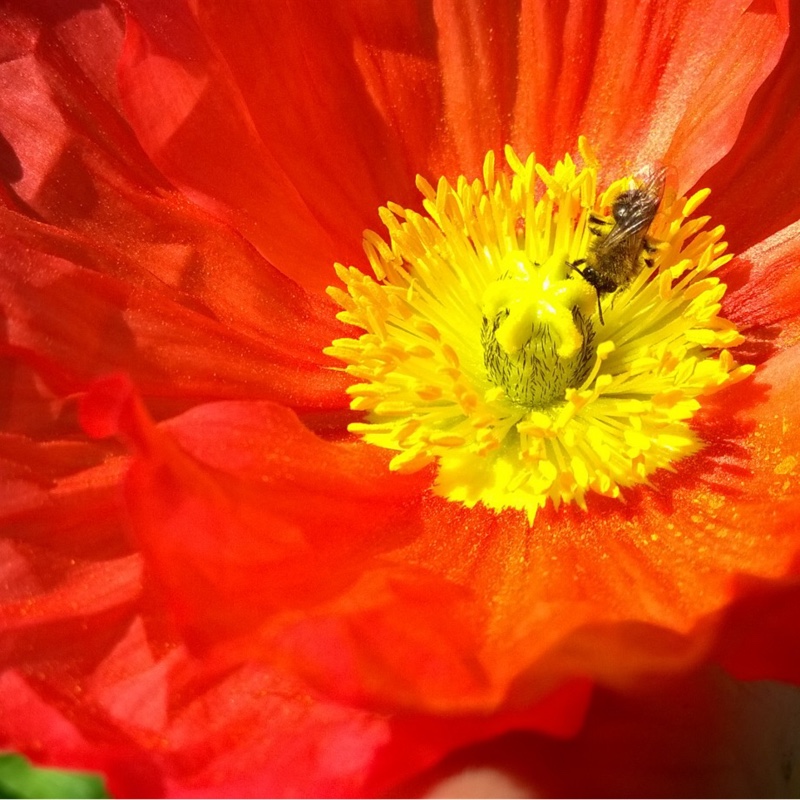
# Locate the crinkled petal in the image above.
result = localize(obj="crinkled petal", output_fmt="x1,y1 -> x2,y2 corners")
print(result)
116,0 -> 788,298
0,641 -> 392,798
704,0 -> 800,254
0,232 -> 351,414
118,0 -> 421,293
510,0 -> 789,189
0,618 -> 589,798
80,332 -> 800,712
2,0 -> 799,794
81,377 -> 490,711
0,367 -> 140,679
0,5 -> 352,413
721,219 -> 800,364
0,364 -> 589,795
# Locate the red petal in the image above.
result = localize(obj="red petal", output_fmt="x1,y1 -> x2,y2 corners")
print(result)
0,232 -> 350,413
372,679 -> 592,795
3,372 -> 589,795
2,374 -> 588,792
511,0 -> 789,188
116,0 -> 788,294
0,619 -> 588,797
0,641 -> 392,798
409,667 -> 800,798
431,0 -> 518,173
0,7 -> 164,225
721,220 -> 800,363
346,3 -> 451,183
0,433 -> 141,692
0,342 -> 94,436
704,0 -> 800,254
87,382 -> 576,715
710,573 -> 800,685
82,380 -> 474,697
118,0 -> 422,293
0,7 -> 352,412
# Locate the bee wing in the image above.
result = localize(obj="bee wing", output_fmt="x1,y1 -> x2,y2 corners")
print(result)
602,212 -> 652,249
603,166 -> 667,249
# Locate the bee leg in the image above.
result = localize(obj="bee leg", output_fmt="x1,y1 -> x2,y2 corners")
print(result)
595,287 -> 604,326
569,260 -> 588,282
643,240 -> 658,271
569,260 -> 604,326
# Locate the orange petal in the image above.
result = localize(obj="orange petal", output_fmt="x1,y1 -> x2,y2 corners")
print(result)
0,6 -> 352,375
510,0 -> 788,188
325,341 -> 800,709
0,231 -> 351,414
431,0 -> 518,173
112,0 -> 791,303
721,220 -> 800,364
346,2 -> 452,184
118,0 -> 424,293
704,0 -> 800,254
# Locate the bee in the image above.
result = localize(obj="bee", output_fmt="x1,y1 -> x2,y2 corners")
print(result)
572,167 -> 667,324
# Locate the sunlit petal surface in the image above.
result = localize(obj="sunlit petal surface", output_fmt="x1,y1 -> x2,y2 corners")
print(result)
2,0 -> 800,795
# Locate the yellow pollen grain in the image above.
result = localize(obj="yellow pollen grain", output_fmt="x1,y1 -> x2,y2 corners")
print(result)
324,144 -> 751,522
775,455 -> 798,475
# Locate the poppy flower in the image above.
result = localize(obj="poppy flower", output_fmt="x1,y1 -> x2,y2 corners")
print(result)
2,0 -> 800,795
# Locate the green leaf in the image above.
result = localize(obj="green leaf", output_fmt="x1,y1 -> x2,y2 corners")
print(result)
0,753 -> 109,799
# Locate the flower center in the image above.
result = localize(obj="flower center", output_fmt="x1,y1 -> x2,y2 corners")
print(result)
325,140 -> 753,521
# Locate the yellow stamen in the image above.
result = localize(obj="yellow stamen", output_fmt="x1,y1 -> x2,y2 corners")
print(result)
325,144 -> 752,522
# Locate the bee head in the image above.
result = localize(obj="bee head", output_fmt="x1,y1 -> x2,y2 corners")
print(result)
579,265 -> 618,295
